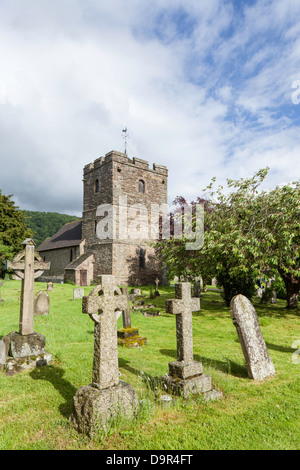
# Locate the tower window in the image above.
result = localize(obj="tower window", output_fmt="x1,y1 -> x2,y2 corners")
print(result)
139,248 -> 145,268
95,179 -> 100,193
138,179 -> 145,193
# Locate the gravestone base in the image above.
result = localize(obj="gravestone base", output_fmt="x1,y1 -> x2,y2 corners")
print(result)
70,381 -> 138,436
162,361 -> 223,400
117,327 -> 147,348
0,331 -> 52,373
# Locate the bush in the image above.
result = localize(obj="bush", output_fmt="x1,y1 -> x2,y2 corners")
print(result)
216,272 -> 257,306
272,277 -> 287,300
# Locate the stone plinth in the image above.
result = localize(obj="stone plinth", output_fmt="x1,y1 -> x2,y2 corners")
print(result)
163,372 -> 213,399
70,381 -> 138,437
117,327 -> 147,348
0,331 -> 52,373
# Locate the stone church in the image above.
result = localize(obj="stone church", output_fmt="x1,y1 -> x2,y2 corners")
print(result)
38,150 -> 168,286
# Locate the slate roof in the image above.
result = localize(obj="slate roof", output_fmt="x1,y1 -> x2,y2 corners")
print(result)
65,253 -> 94,270
37,220 -> 82,252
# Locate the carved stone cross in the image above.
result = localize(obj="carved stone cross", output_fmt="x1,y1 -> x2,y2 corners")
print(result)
82,275 -> 128,390
166,283 -> 200,364
6,239 -> 50,335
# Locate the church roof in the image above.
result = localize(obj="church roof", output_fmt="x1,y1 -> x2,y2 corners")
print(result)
65,252 -> 95,270
37,220 -> 82,252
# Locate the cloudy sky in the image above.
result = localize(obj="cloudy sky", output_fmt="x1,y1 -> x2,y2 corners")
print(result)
0,0 -> 300,216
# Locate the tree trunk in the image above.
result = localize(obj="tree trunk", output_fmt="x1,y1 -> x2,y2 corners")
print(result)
280,271 -> 299,309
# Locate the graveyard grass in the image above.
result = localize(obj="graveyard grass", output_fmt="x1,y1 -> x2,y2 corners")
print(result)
0,281 -> 299,450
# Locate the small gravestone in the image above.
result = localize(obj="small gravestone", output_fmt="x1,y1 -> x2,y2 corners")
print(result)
47,282 -> 53,291
70,276 -> 138,436
256,287 -> 263,298
130,288 -> 141,296
162,282 -> 222,400
230,294 -> 275,381
34,291 -> 50,316
271,290 -> 277,304
0,336 -> 10,368
73,287 -> 84,300
0,282 -> 3,303
193,281 -> 201,297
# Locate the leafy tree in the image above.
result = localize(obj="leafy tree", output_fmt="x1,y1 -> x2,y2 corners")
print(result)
155,169 -> 300,309
0,191 -> 33,277
255,181 -> 300,308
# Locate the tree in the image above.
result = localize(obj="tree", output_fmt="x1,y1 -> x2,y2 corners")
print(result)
255,182 -> 300,308
0,191 -> 33,277
154,169 -> 300,309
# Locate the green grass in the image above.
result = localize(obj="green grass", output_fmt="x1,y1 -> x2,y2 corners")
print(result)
0,280 -> 299,450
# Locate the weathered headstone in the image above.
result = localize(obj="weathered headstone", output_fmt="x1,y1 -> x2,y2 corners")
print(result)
130,288 -> 141,296
256,287 -> 263,298
0,282 -> 3,303
34,291 -> 50,316
4,239 -> 52,372
47,282 -> 53,292
163,282 -> 221,400
230,294 -> 275,381
70,275 -> 138,436
193,281 -> 201,298
0,336 -> 9,368
117,287 -> 147,348
73,287 -> 84,300
271,290 -> 277,304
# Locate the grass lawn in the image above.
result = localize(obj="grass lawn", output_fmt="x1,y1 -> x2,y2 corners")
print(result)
0,280 -> 299,450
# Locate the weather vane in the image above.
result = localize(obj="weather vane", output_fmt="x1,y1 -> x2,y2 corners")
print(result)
122,127 -> 129,155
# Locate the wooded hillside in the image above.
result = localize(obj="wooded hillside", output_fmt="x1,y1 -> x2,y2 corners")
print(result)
24,211 -> 80,248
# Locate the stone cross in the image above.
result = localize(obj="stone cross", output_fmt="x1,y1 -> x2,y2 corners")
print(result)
120,287 -> 131,328
230,294 -> 275,381
82,275 -> 128,390
6,239 -> 50,336
165,283 -> 200,364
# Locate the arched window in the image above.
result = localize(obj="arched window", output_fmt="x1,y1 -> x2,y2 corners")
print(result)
70,249 -> 73,262
95,179 -> 100,193
138,179 -> 145,193
139,248 -> 145,268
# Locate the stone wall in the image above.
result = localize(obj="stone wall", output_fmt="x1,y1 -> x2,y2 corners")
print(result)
39,246 -> 80,278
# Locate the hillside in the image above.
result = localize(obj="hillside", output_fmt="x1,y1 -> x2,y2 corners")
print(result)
24,211 -> 81,248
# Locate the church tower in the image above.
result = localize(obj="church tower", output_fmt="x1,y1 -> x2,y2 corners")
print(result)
82,150 -> 168,285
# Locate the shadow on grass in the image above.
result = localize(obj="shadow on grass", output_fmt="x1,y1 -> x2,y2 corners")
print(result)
30,365 -> 77,418
118,357 -> 141,377
159,348 -> 248,378
265,342 -> 295,354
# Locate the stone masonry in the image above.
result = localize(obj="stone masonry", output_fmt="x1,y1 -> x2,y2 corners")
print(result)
82,151 -> 168,286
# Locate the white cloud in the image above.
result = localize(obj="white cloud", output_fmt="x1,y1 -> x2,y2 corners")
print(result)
0,0 -> 299,216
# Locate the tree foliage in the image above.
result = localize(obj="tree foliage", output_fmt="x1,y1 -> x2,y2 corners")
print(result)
24,211 -> 80,247
0,191 -> 33,277
155,169 -> 300,309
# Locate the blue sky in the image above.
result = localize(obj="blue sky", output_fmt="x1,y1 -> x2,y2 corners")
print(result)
0,0 -> 299,215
